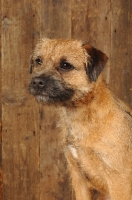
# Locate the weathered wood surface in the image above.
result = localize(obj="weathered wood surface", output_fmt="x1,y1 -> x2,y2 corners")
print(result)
110,0 -> 132,107
1,0 -> 132,200
1,1 -> 41,199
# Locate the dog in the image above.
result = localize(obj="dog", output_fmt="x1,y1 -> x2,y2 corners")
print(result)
29,38 -> 132,200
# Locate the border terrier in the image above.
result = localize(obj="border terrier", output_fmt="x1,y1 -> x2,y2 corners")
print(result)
29,38 -> 132,200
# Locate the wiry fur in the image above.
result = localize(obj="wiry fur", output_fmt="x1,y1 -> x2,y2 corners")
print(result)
29,38 -> 132,200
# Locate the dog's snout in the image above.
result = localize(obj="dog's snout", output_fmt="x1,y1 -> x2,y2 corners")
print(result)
31,77 -> 45,88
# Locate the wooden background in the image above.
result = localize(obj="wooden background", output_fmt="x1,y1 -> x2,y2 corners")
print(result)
1,0 -> 132,199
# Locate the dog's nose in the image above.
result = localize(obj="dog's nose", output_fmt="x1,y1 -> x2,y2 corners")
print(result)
31,77 -> 45,88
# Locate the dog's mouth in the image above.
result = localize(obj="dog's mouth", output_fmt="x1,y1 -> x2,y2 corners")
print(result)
35,94 -> 51,103
29,75 -> 74,103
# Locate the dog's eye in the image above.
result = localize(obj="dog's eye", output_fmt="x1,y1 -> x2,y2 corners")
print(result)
35,57 -> 42,65
60,62 -> 74,71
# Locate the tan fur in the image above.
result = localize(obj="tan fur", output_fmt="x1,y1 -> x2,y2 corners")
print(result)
29,38 -> 132,200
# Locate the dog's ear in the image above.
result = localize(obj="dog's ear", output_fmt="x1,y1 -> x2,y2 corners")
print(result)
83,44 -> 108,82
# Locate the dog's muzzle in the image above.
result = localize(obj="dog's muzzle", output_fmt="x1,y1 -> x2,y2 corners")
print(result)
29,75 -> 74,103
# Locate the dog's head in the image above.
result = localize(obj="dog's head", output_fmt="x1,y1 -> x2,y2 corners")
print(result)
29,38 -> 108,104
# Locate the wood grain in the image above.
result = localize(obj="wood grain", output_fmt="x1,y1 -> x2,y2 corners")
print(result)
110,0 -> 132,107
41,0 -> 71,39
1,1 -> 41,199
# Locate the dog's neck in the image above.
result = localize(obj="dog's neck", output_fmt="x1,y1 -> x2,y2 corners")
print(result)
64,79 -> 111,106
59,79 -> 114,124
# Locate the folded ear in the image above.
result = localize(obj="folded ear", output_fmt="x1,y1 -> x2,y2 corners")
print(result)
83,44 -> 108,82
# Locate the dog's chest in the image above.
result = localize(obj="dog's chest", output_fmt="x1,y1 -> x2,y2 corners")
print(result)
62,109 -> 87,141
60,108 -> 89,158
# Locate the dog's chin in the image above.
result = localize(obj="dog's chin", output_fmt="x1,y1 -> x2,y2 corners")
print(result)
34,94 -> 69,104
35,95 -> 50,103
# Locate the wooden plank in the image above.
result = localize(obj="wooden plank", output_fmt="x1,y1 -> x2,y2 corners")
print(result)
41,0 -> 71,39
110,0 -> 132,107
1,0 -> 41,199
71,0 -> 89,41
